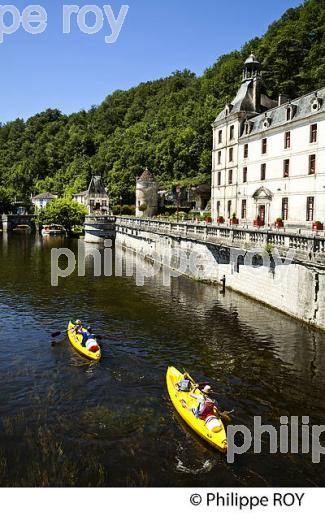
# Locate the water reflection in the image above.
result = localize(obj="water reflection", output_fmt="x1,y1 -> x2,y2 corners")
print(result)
0,233 -> 324,486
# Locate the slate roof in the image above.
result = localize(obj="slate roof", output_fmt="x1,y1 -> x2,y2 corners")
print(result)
74,190 -> 88,197
88,175 -> 108,196
244,53 -> 260,66
240,87 -> 325,138
138,167 -> 155,182
32,192 -> 56,200
214,78 -> 277,124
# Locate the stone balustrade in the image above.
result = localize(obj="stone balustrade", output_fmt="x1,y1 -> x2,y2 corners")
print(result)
116,217 -> 325,265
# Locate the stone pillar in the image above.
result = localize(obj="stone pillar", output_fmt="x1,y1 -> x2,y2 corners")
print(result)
2,215 -> 9,232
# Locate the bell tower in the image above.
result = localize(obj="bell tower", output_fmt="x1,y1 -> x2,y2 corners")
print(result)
242,53 -> 262,112
242,53 -> 261,81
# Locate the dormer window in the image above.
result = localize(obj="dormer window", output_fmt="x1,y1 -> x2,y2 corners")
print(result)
285,103 -> 296,121
225,103 -> 233,116
244,120 -> 253,135
311,93 -> 322,113
263,113 -> 272,129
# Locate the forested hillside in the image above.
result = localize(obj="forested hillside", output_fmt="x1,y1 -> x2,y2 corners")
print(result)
0,0 -> 325,209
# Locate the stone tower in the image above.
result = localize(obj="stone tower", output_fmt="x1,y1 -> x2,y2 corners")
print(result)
136,167 -> 158,218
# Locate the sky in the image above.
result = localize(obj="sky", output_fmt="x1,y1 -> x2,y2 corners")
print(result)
1,0 -> 303,122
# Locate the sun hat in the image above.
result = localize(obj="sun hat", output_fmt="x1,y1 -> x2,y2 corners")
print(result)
202,385 -> 212,394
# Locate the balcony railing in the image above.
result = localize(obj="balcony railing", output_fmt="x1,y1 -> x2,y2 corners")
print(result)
115,217 -> 325,264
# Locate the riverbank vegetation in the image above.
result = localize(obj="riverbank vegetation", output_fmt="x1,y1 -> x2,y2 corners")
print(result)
37,198 -> 87,236
0,0 -> 324,206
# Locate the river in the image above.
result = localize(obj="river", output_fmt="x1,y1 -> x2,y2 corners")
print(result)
0,232 -> 324,486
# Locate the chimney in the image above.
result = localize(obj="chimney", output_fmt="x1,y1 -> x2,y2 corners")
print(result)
278,94 -> 290,106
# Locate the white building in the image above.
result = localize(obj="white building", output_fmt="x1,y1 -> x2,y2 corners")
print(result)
211,54 -> 325,228
74,175 -> 109,214
32,192 -> 57,210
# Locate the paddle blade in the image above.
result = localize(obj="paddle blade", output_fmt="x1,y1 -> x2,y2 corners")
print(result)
51,331 -> 61,338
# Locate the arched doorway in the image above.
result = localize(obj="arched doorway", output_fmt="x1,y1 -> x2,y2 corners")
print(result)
252,186 -> 273,225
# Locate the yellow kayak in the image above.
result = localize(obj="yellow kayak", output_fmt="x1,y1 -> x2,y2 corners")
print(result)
67,321 -> 101,361
166,366 -> 227,453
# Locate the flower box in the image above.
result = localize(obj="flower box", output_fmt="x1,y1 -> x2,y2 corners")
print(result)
275,220 -> 284,229
217,217 -> 225,224
254,219 -> 264,227
312,222 -> 323,231
230,218 -> 239,225
205,217 -> 212,224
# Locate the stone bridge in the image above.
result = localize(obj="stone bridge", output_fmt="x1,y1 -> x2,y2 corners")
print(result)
1,214 -> 37,232
84,215 -> 116,243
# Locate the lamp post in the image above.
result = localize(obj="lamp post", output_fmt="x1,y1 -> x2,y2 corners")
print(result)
176,186 -> 181,222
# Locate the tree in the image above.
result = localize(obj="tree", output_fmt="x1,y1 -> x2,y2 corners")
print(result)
0,0 -> 323,200
38,198 -> 87,236
0,187 -> 14,214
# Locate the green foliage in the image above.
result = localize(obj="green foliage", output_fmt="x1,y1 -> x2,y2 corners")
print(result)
111,204 -> 135,215
0,1 -> 324,201
0,187 -> 14,213
38,198 -> 87,235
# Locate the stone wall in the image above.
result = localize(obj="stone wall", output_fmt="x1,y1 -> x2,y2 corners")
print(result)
116,224 -> 325,331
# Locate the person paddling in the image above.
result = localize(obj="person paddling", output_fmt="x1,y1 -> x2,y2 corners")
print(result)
174,372 -> 192,392
71,319 -> 83,334
80,326 -> 96,348
180,385 -> 219,419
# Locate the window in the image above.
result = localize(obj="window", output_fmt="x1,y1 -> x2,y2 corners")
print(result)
227,201 -> 232,219
282,198 -> 288,220
262,138 -> 267,154
243,167 -> 247,183
284,131 -> 291,149
244,144 -> 248,158
286,105 -> 295,121
309,154 -> 316,175
283,159 -> 290,178
230,125 -> 234,140
310,124 -> 317,143
218,151 -> 221,164
241,199 -> 247,219
218,130 -> 222,144
217,201 -> 221,216
229,147 -> 233,162
228,170 -> 233,184
261,163 -> 266,180
306,197 -> 314,222
217,171 -> 221,186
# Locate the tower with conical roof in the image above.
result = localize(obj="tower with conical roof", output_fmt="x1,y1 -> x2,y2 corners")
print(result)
136,167 -> 158,217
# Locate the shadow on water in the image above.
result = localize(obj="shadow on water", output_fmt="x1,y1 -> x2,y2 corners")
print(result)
0,233 -> 325,486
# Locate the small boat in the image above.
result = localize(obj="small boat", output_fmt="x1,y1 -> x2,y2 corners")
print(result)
67,320 -> 102,361
13,224 -> 31,232
166,366 -> 227,453
41,224 -> 65,236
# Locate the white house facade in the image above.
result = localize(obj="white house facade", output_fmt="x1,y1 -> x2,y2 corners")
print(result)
32,192 -> 57,209
211,54 -> 325,228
